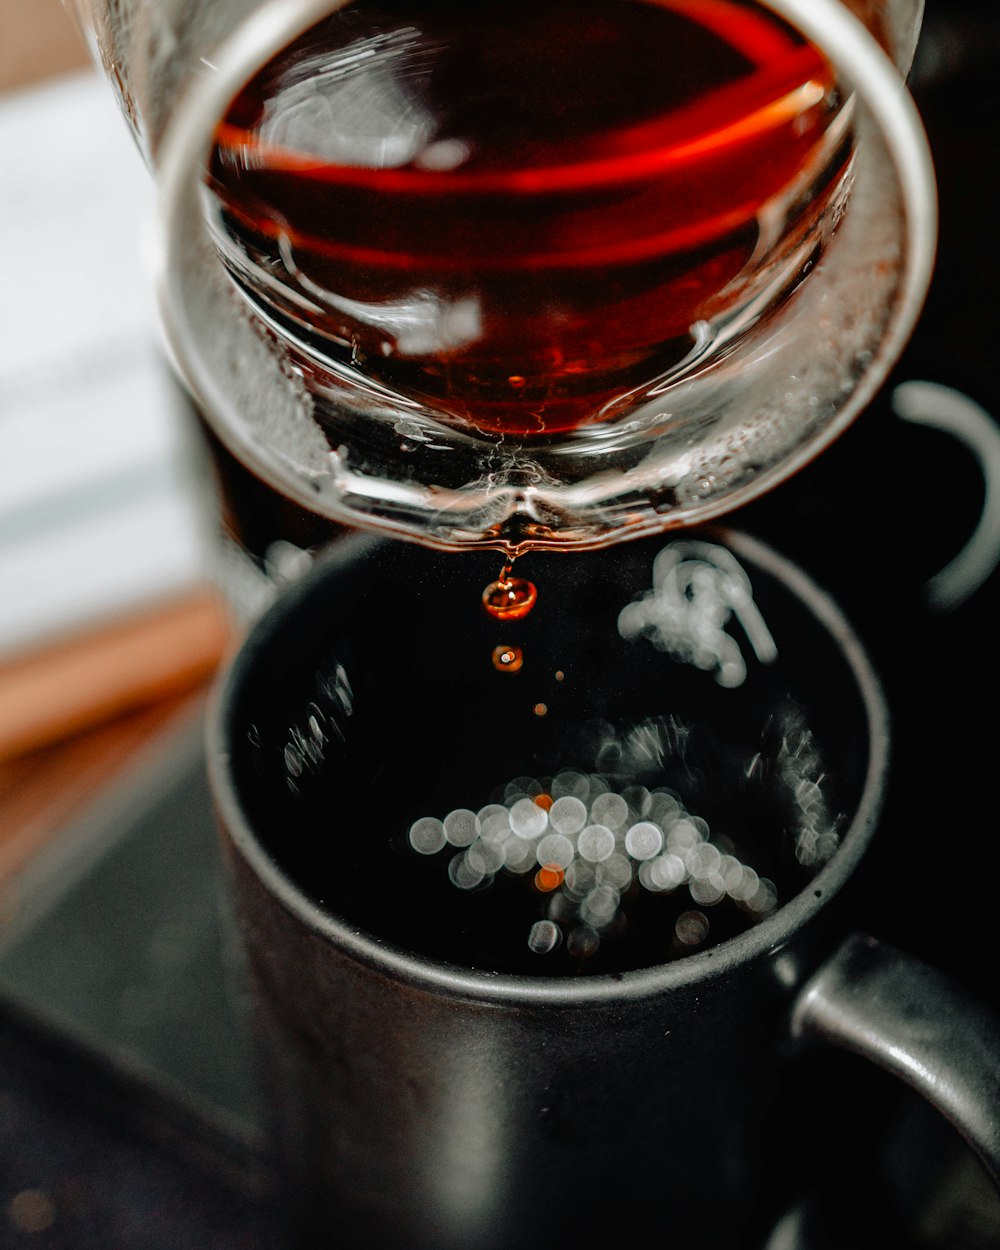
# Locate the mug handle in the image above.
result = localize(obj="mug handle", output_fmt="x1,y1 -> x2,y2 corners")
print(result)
893,380 -> 1000,612
790,931 -> 1000,1181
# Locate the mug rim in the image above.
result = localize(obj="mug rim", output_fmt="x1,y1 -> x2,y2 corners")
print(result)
208,528 -> 890,1006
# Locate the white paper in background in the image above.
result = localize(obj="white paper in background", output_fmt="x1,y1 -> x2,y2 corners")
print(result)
0,71 -> 209,660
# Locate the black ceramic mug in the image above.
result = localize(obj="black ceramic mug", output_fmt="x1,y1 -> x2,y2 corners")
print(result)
209,529 -> 1000,1249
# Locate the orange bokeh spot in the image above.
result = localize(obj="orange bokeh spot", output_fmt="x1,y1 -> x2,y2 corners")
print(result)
534,793 -> 553,811
535,864 -> 564,892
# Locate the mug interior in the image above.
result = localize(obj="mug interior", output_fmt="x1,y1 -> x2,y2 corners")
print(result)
210,528 -> 889,1002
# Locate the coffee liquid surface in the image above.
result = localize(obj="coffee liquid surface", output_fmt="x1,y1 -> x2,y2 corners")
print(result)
207,0 -> 848,437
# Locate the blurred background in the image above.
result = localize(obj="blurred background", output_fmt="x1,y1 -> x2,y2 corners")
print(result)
0,5 -> 260,1247
0,0 -> 231,873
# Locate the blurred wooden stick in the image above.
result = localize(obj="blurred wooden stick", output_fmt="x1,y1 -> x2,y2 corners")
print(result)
0,591 -> 233,762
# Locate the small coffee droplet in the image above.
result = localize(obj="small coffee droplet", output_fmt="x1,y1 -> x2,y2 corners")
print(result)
482,576 -> 537,620
492,644 -> 523,673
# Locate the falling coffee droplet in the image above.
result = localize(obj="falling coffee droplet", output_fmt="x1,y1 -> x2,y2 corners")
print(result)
492,644 -> 524,673
482,564 -> 537,621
